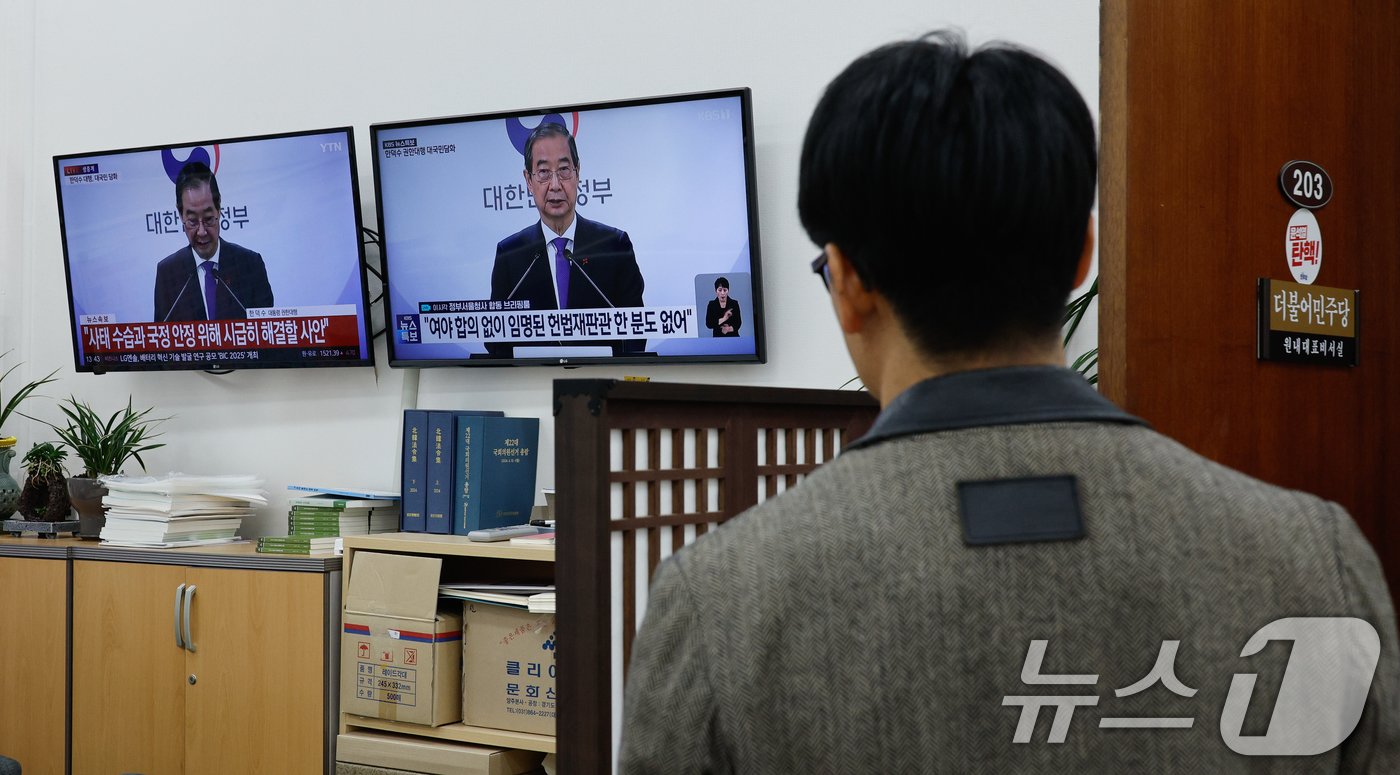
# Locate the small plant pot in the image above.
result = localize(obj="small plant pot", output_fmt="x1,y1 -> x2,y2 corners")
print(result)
67,477 -> 109,540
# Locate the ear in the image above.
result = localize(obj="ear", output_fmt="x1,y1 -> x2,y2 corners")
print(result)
825,243 -> 877,335
1073,214 -> 1095,289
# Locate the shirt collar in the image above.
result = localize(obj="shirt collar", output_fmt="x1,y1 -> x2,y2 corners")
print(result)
191,240 -> 222,268
848,365 -> 1148,451
541,218 -> 577,246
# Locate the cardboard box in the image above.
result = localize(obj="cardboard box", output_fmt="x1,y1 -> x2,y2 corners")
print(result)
342,552 -> 463,726
462,602 -> 558,735
336,730 -> 543,775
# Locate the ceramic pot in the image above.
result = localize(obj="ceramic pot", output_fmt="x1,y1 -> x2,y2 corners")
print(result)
0,447 -> 18,520
67,476 -> 109,539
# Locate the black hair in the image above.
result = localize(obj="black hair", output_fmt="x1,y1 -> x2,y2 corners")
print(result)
798,30 -> 1096,355
524,123 -> 580,172
715,277 -> 730,290
174,162 -> 221,212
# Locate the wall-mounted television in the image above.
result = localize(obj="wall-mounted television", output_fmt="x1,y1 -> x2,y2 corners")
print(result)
53,127 -> 374,372
371,88 -> 765,367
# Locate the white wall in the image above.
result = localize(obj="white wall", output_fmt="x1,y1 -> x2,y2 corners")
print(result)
0,0 -> 1100,536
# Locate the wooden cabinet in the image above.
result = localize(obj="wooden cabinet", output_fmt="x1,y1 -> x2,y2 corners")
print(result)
67,544 -> 340,775
338,533 -> 555,755
0,545 -> 68,775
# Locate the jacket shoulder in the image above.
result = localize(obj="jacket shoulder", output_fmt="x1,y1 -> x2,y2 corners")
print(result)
496,222 -> 541,253
576,215 -> 629,245
156,246 -> 192,270
219,240 -> 262,261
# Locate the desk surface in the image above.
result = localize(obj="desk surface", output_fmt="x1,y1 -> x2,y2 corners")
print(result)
0,535 -> 341,571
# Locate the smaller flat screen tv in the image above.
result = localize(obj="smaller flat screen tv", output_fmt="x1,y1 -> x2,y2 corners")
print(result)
53,127 -> 374,372
371,88 -> 765,367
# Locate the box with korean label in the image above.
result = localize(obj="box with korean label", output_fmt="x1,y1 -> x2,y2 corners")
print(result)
341,552 -> 462,726
462,601 -> 557,735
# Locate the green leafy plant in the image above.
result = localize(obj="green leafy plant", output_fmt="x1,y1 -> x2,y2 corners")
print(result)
21,442 -> 68,481
1062,277 -> 1099,385
18,441 -> 70,521
48,396 -> 169,478
0,351 -> 59,439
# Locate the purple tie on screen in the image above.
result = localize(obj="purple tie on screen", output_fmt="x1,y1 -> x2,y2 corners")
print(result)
201,260 -> 218,320
552,237 -> 570,309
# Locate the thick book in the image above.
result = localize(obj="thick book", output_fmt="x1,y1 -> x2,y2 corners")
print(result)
400,410 -> 429,532
424,411 -> 454,534
453,416 -> 540,535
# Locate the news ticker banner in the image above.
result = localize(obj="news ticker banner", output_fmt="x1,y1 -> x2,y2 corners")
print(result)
1256,278 -> 1358,367
394,304 -> 698,345
79,305 -> 362,365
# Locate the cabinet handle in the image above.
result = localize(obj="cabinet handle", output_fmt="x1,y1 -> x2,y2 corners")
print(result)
174,583 -> 186,649
183,584 -> 197,653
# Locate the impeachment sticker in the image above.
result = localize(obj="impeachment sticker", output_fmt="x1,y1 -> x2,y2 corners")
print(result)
1285,209 -> 1322,285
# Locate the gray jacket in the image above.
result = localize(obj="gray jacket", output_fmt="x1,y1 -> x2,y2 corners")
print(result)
619,367 -> 1398,773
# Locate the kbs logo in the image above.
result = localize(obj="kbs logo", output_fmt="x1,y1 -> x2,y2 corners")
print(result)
162,145 -> 220,183
505,112 -> 580,157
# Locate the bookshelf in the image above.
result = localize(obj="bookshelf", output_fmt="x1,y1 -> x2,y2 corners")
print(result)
338,532 -> 556,755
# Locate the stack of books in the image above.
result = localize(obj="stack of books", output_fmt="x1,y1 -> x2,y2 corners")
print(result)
257,490 -> 400,555
255,535 -> 340,555
401,410 -> 540,536
99,474 -> 265,548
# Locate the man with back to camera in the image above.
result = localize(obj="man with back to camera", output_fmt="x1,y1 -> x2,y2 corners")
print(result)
153,161 -> 273,322
618,31 -> 1398,773
488,122 -> 644,356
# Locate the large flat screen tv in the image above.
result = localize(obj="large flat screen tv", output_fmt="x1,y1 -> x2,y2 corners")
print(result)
53,127 -> 374,372
371,88 -> 765,366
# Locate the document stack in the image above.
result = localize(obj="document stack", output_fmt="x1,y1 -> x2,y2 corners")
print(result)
98,474 -> 265,548
437,583 -> 556,614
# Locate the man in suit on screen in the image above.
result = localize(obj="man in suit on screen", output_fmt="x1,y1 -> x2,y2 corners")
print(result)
488,122 -> 644,356
618,31 -> 1399,773
153,162 -> 273,322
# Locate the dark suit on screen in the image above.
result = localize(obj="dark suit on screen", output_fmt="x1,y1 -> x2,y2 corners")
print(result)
488,215 -> 645,356
705,298 -> 741,337
153,241 -> 273,322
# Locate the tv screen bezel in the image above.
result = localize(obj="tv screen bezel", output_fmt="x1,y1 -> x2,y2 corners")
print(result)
369,87 -> 766,368
52,125 -> 376,373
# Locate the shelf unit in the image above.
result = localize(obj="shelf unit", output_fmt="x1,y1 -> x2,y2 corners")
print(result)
338,532 -> 556,755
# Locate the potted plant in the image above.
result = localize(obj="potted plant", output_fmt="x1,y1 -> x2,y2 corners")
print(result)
16,442 -> 70,523
48,396 -> 168,539
0,351 -> 60,519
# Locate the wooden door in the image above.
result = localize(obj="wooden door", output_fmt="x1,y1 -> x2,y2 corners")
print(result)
72,560 -> 187,775
183,566 -> 325,774
0,556 -> 67,775
1100,1 -> 1400,589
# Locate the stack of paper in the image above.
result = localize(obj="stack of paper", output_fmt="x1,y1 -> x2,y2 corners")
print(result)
98,474 -> 264,548
438,582 -> 556,613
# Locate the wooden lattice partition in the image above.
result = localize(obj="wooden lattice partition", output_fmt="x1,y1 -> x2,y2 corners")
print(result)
553,380 -> 878,773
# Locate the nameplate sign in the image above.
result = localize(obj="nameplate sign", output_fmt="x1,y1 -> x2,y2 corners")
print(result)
1257,278 -> 1358,366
